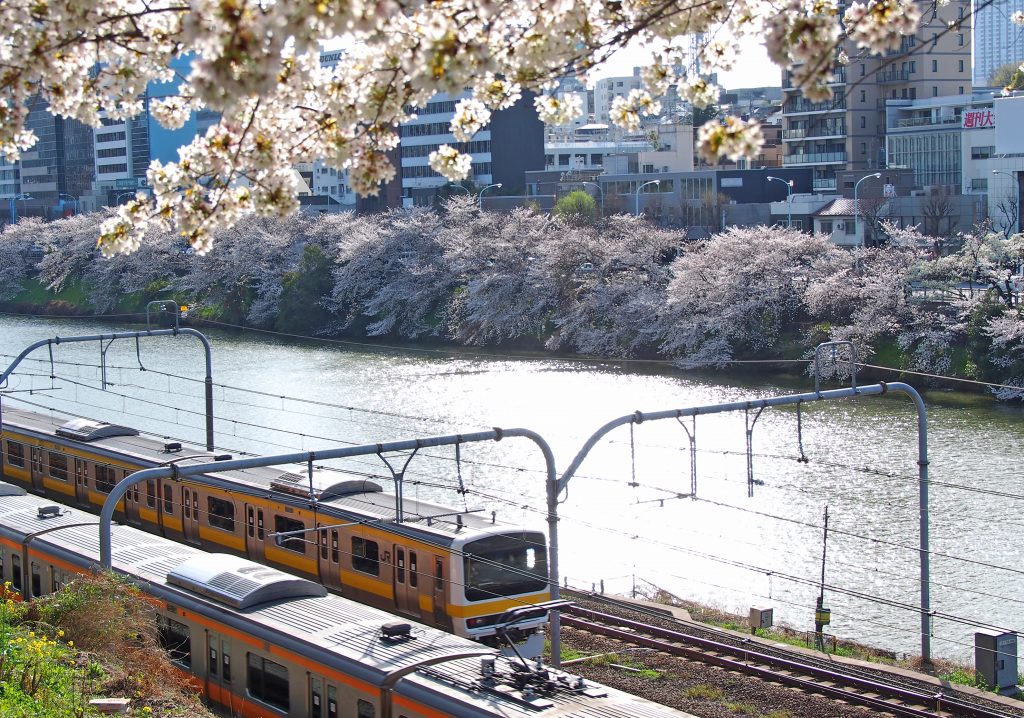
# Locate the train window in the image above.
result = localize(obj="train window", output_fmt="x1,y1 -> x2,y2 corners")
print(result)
95,465 -> 117,494
328,686 -> 337,718
210,647 -> 218,676
157,616 -> 192,667
274,516 -> 306,553
6,440 -> 25,468
146,481 -> 156,508
163,485 -> 173,513
247,507 -> 255,537
396,548 -> 405,583
435,558 -> 443,591
351,537 -> 380,576
208,497 -> 236,532
11,555 -> 21,592
48,452 -> 68,481
409,552 -> 418,588
357,699 -> 375,718
223,649 -> 231,682
311,678 -> 323,718
247,653 -> 290,713
257,510 -> 265,540
331,530 -> 339,563
320,528 -> 328,560
30,563 -> 41,598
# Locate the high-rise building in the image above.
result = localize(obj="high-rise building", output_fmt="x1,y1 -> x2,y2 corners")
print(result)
972,0 -> 1024,87
781,0 -> 972,192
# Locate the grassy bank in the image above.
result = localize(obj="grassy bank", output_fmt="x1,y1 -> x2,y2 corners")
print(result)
0,574 -> 216,718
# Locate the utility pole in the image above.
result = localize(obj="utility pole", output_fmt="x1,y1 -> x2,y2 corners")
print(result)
815,505 -> 831,652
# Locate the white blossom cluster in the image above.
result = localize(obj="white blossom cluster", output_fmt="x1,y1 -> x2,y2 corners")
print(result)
1,0 -> 924,254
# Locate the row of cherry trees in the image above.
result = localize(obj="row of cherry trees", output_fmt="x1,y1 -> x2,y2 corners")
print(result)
1,198 -> 1022,397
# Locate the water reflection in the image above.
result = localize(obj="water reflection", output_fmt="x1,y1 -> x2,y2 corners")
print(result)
1,314 -> 1022,664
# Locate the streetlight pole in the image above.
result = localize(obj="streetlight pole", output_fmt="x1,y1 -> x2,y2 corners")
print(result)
854,172 -> 882,248
579,180 -> 605,218
634,179 -> 661,217
478,182 -> 502,210
114,191 -> 136,206
766,176 -> 794,227
448,183 -> 471,196
58,192 -> 80,216
992,170 -> 1020,236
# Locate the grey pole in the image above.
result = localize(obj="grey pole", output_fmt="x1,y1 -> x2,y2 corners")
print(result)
1,329 -> 216,451
854,172 -> 882,247
551,379 -> 931,664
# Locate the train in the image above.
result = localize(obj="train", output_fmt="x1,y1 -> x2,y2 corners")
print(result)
0,480 -> 694,718
0,405 -> 550,656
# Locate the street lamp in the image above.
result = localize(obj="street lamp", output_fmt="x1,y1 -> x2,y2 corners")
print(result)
448,183 -> 471,195
766,176 -> 794,228
854,172 -> 882,247
114,192 -> 136,206
992,170 -> 1020,236
58,192 -> 80,216
634,179 -> 661,216
578,180 -> 605,217
478,182 -> 502,210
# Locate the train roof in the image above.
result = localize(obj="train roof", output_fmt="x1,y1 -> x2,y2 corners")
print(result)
2,406 -> 536,542
0,483 -> 693,718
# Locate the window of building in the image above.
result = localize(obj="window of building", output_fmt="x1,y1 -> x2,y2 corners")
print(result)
860,64 -> 865,77
860,89 -> 866,102
274,516 -> 306,553
958,33 -> 964,46
959,86 -> 964,95
6,440 -> 24,468
973,178 -> 988,191
96,131 -> 126,143
860,142 -> 867,156
247,654 -> 290,712
97,147 -> 127,158
932,33 -> 938,48
352,536 -> 380,575
971,146 -> 994,159
820,221 -> 833,234
910,61 -> 916,73
48,452 -> 68,481
95,465 -> 117,493
208,496 -> 235,531
932,59 -> 938,72
932,86 -> 938,97
157,616 -> 191,667
98,163 -> 128,175
958,60 -> 964,73
860,116 -> 866,128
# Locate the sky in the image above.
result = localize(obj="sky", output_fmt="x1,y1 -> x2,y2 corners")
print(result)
590,36 -> 781,91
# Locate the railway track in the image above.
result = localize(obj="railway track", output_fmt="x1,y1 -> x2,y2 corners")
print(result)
560,600 -> 1020,718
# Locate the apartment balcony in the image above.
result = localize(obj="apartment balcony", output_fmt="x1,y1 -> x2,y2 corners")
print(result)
782,127 -> 846,141
876,69 -> 910,84
783,151 -> 847,166
783,98 -> 846,115
782,67 -> 847,90
812,177 -> 838,191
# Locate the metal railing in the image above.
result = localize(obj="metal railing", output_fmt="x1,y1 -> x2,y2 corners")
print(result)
784,151 -> 847,166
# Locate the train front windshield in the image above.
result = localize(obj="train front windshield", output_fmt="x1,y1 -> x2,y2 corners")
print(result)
463,532 -> 548,602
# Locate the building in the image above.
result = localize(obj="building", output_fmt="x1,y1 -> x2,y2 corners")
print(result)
972,0 -> 1024,87
397,91 -> 544,207
782,0 -> 972,193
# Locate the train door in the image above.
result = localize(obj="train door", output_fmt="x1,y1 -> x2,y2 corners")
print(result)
432,555 -> 447,627
29,447 -> 44,492
245,504 -> 265,560
205,630 -> 234,711
73,458 -> 88,506
392,544 -> 421,619
182,487 -> 200,544
309,675 -> 325,718
317,524 -> 344,590
123,470 -> 142,527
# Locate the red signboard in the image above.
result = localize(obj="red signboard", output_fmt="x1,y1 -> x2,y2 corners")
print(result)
962,109 -> 995,129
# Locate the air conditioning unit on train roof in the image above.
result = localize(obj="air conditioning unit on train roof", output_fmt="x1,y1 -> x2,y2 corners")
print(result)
270,470 -> 382,500
56,418 -> 139,442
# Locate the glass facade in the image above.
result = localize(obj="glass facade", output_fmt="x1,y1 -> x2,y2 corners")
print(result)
886,131 -> 960,187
